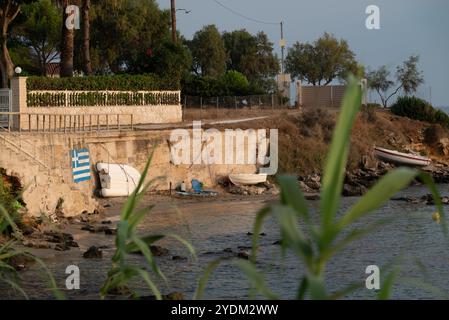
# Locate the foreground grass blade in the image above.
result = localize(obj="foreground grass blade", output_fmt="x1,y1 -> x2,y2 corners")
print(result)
337,168 -> 419,230
277,175 -> 310,222
320,76 -> 362,231
236,260 -> 279,300
194,259 -> 223,300
250,207 -> 271,263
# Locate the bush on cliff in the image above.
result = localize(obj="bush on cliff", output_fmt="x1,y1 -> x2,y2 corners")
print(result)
390,96 -> 449,127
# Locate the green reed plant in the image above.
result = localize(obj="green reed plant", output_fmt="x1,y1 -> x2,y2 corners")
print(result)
195,76 -> 446,300
248,76 -> 446,299
100,154 -> 195,299
0,205 -> 63,299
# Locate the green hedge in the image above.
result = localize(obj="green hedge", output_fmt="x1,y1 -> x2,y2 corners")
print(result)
27,91 -> 180,107
390,96 -> 449,127
26,74 -> 179,91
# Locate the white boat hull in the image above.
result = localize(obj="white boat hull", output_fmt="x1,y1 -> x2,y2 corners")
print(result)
229,174 -> 268,186
374,147 -> 431,167
96,163 -> 142,197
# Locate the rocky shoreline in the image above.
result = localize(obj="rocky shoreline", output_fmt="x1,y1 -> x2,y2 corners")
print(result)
298,162 -> 449,197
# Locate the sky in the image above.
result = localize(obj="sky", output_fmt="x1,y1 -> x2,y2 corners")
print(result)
156,0 -> 449,107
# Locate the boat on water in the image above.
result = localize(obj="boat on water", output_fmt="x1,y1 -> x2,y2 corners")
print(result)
373,147 -> 431,167
229,173 -> 268,186
96,163 -> 141,197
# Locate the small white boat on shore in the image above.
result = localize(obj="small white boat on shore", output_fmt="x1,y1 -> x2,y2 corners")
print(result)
96,163 -> 141,197
373,147 -> 431,167
229,173 -> 268,186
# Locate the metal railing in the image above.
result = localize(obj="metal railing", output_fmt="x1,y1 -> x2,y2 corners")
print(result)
0,112 -> 134,133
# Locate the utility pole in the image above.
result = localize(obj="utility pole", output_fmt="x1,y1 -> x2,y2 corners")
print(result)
171,0 -> 177,43
280,21 -> 285,74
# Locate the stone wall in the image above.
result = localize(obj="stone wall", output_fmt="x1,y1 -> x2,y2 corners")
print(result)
1,129 -> 258,216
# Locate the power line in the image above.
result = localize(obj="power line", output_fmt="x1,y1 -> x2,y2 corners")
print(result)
211,0 -> 279,25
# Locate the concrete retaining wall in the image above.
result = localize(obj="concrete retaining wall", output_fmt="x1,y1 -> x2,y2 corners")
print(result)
1,129 -> 258,216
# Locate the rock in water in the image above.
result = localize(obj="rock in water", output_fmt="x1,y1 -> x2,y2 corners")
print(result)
150,245 -> 169,256
432,212 -> 441,224
83,246 -> 103,259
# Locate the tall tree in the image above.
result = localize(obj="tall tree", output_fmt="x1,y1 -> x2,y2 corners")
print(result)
285,32 -> 359,86
89,0 -> 170,74
81,0 -> 92,75
59,0 -> 77,77
223,29 -> 279,91
12,0 -> 61,75
189,24 -> 227,77
367,55 -> 424,108
0,0 -> 30,87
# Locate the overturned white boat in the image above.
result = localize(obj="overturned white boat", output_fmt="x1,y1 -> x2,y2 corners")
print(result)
229,173 -> 268,186
374,147 -> 431,167
96,163 -> 142,197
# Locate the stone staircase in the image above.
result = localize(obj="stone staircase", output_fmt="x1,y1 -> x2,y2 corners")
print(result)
0,132 -> 98,217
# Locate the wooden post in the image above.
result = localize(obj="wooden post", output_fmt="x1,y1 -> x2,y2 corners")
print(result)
117,114 -> 120,131
97,115 -> 100,132
131,114 -> 134,130
28,114 -> 31,132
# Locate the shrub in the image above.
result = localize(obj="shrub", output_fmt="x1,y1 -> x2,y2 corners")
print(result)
26,74 -> 179,91
390,96 -> 449,127
217,70 -> 250,96
0,171 -> 23,235
182,70 -> 265,97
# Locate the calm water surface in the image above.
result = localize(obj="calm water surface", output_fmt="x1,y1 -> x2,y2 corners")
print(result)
2,184 -> 449,300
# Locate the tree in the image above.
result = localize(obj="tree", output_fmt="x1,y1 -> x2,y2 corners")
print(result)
189,24 -> 227,77
223,29 -> 279,91
81,0 -> 92,75
12,0 -> 61,76
88,0 -> 170,74
285,32 -> 359,86
367,55 -> 424,108
59,0 -> 77,77
0,0 -> 32,87
132,36 -> 192,81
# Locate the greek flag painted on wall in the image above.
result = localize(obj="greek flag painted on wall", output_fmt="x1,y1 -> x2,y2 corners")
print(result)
71,148 -> 91,183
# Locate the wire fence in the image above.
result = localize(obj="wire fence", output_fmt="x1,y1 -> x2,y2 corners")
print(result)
182,94 -> 292,121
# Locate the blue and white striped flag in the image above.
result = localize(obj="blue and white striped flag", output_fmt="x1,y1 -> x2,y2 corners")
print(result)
71,148 -> 91,183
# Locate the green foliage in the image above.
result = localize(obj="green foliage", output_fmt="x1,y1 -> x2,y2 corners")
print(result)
285,32 -> 359,86
366,55 -> 424,108
87,0 -> 174,75
0,173 -> 23,235
390,96 -> 449,127
100,155 -> 195,299
10,0 -> 61,76
0,205 -> 64,299
27,91 -> 179,107
182,70 -> 257,97
135,37 -> 192,82
223,29 -> 279,86
218,70 -> 250,96
26,74 -> 179,91
189,25 -> 227,77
